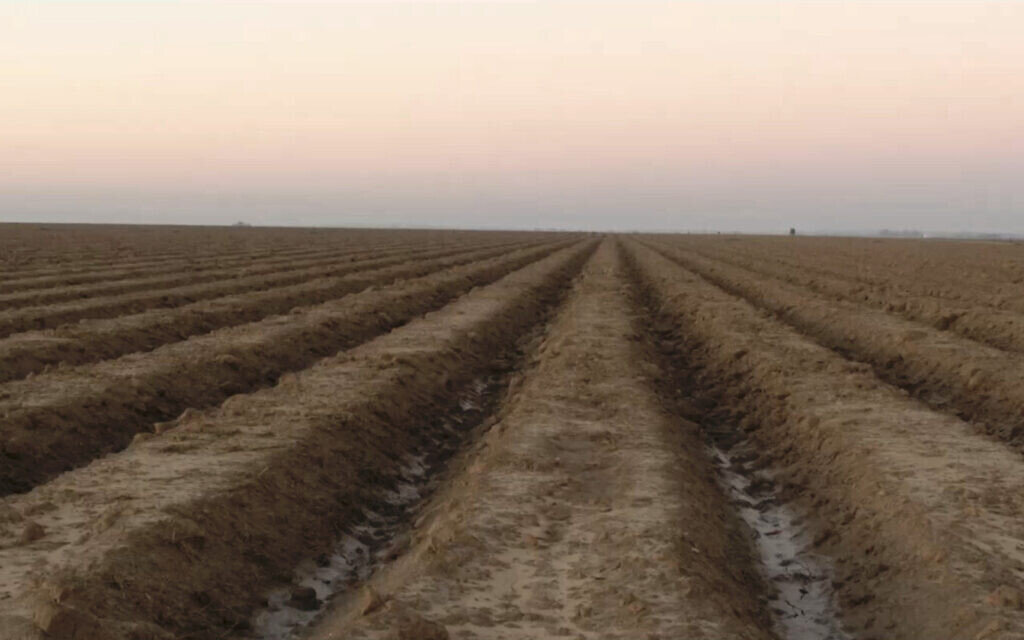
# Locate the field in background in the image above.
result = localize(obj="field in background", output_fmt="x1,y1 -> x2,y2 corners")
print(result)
0,226 -> 1022,640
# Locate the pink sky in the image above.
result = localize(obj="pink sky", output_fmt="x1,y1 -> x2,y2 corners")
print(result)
2,2 -> 1023,232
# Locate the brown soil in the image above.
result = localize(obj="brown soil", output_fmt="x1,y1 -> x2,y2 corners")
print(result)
0,225 -> 547,277
0,240 -> 551,384
681,235 -> 1024,311
308,241 -> 774,640
674,238 -> 1024,355
2,228 -> 1024,640
0,242 -> 571,495
0,241 -> 415,296
0,242 -> 431,308
0,240 -> 534,338
0,240 -> 594,640
641,240 -> 1024,449
625,239 -> 1024,639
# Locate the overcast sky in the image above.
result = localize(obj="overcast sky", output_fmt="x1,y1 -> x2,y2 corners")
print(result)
3,2 -> 1023,233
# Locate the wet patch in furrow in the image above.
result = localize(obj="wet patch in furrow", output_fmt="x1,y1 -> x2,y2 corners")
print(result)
625,243 -> 850,640
707,440 -> 849,640
624,237 -> 1024,639
305,240 -> 777,640
0,241 -> 595,640
248,377 -> 500,640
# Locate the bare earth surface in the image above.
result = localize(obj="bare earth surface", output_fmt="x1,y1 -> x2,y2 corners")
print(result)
1,226 -> 1024,640
307,242 -> 771,640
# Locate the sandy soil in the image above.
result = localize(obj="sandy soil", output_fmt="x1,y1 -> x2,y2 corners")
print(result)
0,241 -> 538,338
0,240 -> 550,384
0,225 -> 550,275
0,243 -> 421,307
0,242 -> 567,495
1,228 -> 1023,640
0,241 -> 593,640
643,240 -> 1024,449
674,239 -> 1024,354
304,241 -> 774,640
626,239 -> 1024,639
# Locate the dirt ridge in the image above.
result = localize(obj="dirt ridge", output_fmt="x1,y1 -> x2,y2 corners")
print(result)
309,239 -> 776,640
643,239 -> 1024,450
0,241 -> 446,308
0,226 -> 541,279
0,239 -> 595,640
0,241 -> 534,338
0,241 -> 413,296
0,240 -> 552,384
678,239 -> 1024,355
0,242 -> 568,496
624,239 -> 1024,640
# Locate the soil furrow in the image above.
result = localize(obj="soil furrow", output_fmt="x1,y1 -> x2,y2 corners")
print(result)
0,239 -> 594,640
0,242 -> 391,292
0,241 -> 526,339
623,239 -> 1024,640
0,246 -> 219,278
0,242 -> 572,496
678,240 -> 1024,355
0,241 -> 548,384
0,227 -> 520,280
0,239 -> 313,280
644,240 -> 1024,450
306,240 -> 776,640
0,241 -> 429,305
690,236 -> 1024,306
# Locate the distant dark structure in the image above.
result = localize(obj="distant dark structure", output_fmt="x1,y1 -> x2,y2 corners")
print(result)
789,227 -> 796,236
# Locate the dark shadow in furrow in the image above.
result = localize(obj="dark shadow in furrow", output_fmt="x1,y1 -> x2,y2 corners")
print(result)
0,243 -> 322,284
0,230 -> 436,283
248,353 -> 531,638
0,241 -> 526,337
0,241 -> 545,384
674,241 -> 1024,357
0,245 -> 569,497
242,250 -> 590,640
0,244 -> 395,297
0,239 -> 502,308
620,242 -> 851,640
64,242 -> 595,640
639,240 -> 1024,453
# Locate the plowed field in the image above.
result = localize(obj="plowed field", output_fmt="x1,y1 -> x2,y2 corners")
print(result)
1,225 -> 1022,640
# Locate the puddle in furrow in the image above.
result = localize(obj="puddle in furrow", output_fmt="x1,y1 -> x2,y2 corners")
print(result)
249,471 -> 422,640
249,377 -> 494,640
709,445 -> 851,640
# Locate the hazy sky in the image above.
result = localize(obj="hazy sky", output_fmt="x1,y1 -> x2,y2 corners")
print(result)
2,2 -> 1023,232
